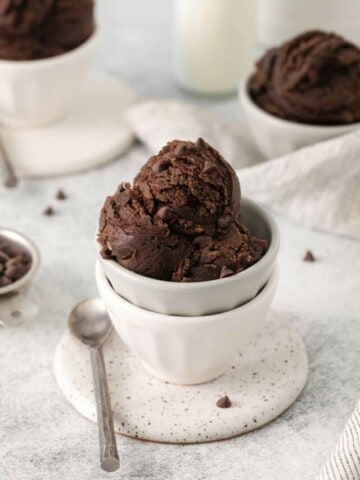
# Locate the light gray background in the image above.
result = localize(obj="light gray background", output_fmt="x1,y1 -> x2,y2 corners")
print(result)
1,2 -> 360,479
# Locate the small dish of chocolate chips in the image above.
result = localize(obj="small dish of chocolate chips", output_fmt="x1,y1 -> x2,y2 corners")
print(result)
0,228 -> 40,296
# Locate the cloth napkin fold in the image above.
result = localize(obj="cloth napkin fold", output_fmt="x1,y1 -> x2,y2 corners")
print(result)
317,402 -> 360,480
125,100 -> 263,168
125,100 -> 360,240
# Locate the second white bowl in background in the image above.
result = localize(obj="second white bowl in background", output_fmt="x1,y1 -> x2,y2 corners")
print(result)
0,32 -> 97,128
240,81 -> 360,159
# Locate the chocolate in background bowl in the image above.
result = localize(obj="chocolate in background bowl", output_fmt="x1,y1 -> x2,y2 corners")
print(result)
96,197 -> 280,317
0,228 -> 40,296
240,81 -> 360,159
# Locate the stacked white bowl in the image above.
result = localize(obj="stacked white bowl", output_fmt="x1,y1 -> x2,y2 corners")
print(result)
96,198 -> 280,385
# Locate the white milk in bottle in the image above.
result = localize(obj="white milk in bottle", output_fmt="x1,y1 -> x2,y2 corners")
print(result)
174,0 -> 256,96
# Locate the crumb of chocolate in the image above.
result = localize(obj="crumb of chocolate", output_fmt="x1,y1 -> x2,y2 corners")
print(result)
216,395 -> 231,408
56,189 -> 67,200
44,206 -> 54,216
217,214 -> 232,229
304,250 -> 315,262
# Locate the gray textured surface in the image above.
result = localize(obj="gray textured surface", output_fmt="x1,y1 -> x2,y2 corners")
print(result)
0,1 -> 360,479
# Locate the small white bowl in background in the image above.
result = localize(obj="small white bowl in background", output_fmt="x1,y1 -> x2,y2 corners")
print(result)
97,198 -> 280,316
0,32 -> 97,128
96,261 -> 279,385
0,228 -> 40,296
239,82 -> 360,159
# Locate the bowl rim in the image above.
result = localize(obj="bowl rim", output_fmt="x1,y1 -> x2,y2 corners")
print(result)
0,29 -> 98,68
96,261 -> 279,323
0,227 -> 40,295
96,197 -> 280,291
239,80 -> 360,133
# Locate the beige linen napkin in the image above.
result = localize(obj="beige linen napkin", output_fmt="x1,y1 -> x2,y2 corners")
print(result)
125,100 -> 360,240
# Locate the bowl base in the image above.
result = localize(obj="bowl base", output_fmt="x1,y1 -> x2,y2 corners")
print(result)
54,309 -> 308,444
140,360 -> 228,385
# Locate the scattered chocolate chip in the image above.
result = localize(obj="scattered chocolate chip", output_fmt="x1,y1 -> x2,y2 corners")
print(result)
217,214 -> 232,229
174,144 -> 188,158
202,160 -> 216,174
216,395 -> 231,408
195,137 -> 207,149
43,206 -> 54,216
152,160 -> 171,174
303,250 -> 315,262
56,189 -> 67,200
156,206 -> 176,223
219,266 -> 234,279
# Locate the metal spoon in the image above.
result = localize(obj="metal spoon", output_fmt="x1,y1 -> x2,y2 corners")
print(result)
0,136 -> 18,188
69,298 -> 120,472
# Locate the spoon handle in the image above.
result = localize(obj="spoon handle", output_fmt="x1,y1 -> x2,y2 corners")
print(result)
90,346 -> 120,472
0,137 -> 18,188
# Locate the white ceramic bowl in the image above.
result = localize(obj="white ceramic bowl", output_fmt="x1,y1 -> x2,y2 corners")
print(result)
0,32 -> 97,128
240,82 -> 360,159
0,228 -> 40,296
97,198 -> 280,316
96,261 -> 279,385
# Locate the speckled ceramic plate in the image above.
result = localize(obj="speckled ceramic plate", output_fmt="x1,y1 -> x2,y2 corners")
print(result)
1,72 -> 136,178
54,310 -> 308,444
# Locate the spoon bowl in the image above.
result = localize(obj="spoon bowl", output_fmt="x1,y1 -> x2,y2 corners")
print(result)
69,298 -> 113,347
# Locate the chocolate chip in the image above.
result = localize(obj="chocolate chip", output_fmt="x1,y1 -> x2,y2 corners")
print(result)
216,395 -> 231,408
192,235 -> 212,248
174,144 -> 188,158
303,250 -> 315,262
219,266 -> 234,279
0,276 -> 11,287
217,215 -> 232,229
0,251 -> 9,263
152,160 -> 171,173
195,137 -> 207,149
156,206 -> 176,223
56,189 -> 67,200
100,245 -> 112,259
117,191 -> 131,205
202,160 -> 216,174
44,206 -> 54,216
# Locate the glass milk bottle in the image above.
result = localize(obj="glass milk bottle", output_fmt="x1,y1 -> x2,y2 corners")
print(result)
174,0 -> 256,96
